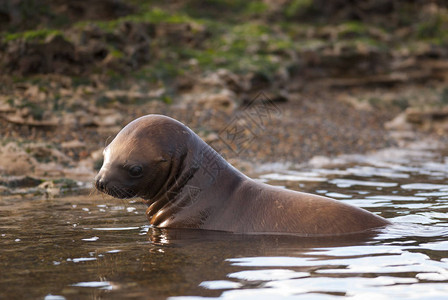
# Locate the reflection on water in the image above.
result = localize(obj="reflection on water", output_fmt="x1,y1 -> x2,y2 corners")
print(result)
1,146 -> 448,299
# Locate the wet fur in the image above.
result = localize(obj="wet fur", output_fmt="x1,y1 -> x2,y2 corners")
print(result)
95,115 -> 390,236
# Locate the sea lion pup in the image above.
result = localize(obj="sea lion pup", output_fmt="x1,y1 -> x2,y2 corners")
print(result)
95,114 -> 390,236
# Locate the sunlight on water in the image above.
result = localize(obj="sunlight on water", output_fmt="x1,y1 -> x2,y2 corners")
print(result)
71,281 -> 112,288
228,269 -> 309,281
1,145 -> 448,299
169,146 -> 448,300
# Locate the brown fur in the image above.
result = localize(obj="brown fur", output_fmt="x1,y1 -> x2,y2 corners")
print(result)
95,114 -> 390,236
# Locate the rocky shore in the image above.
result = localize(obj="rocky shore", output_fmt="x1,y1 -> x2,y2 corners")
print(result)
1,0 -> 448,198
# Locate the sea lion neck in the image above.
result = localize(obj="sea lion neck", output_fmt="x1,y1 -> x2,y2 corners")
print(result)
146,138 -> 245,227
142,129 -> 198,213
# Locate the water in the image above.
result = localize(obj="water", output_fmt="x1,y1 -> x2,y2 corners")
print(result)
1,145 -> 448,299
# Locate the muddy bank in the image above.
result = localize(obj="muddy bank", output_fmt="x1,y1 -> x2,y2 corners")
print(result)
1,77 -> 447,199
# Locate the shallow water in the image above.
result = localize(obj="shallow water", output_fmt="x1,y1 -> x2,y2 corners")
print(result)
1,145 -> 448,299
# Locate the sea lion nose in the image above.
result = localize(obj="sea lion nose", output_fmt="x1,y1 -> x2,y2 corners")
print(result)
95,174 -> 107,191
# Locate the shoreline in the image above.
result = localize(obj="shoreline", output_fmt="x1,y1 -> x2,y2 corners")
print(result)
1,85 -> 447,199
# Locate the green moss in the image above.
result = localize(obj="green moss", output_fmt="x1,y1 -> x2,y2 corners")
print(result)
441,88 -> 448,105
245,2 -> 269,16
391,97 -> 410,110
417,14 -> 448,40
368,97 -> 382,107
19,100 -> 45,120
138,19 -> 291,77
95,96 -> 115,107
72,77 -> 93,87
134,59 -> 183,84
161,95 -> 173,104
2,4 -> 286,82
3,29 -> 63,42
52,95 -> 61,111
139,7 -> 194,23
77,7 -> 197,33
332,37 -> 387,52
285,0 -> 313,18
339,21 -> 369,38
109,48 -> 124,59
182,0 -> 261,21
5,0 -> 442,103
53,178 -> 78,189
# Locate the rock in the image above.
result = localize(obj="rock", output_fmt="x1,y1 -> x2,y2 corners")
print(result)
117,21 -> 152,66
315,70 -> 432,88
338,94 -> 372,111
2,18 -> 152,76
202,132 -> 219,144
24,85 -> 45,100
61,140 -> 86,149
247,72 -> 271,92
5,35 -> 76,75
4,114 -> 60,127
386,107 -> 448,133
0,176 -> 43,188
385,112 -> 413,131
0,0 -> 134,31
406,107 -> 448,124
61,113 -> 77,127
177,75 -> 196,91
38,181 -> 61,198
197,69 -> 250,92
155,22 -> 209,48
61,165 -> 96,181
90,149 -> 104,162
182,88 -> 237,113
242,91 -> 288,106
405,107 -> 448,131
76,37 -> 109,65
103,89 -> 163,101
0,142 -> 37,176
25,143 -> 73,166
216,69 -> 249,92
75,110 -> 96,127
0,100 -> 15,113
92,113 -> 123,127
0,185 -> 8,195
53,0 -> 134,21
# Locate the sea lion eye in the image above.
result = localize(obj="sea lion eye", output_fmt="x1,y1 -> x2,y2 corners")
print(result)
129,165 -> 143,177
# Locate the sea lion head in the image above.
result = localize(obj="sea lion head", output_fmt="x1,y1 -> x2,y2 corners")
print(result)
95,115 -> 195,201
